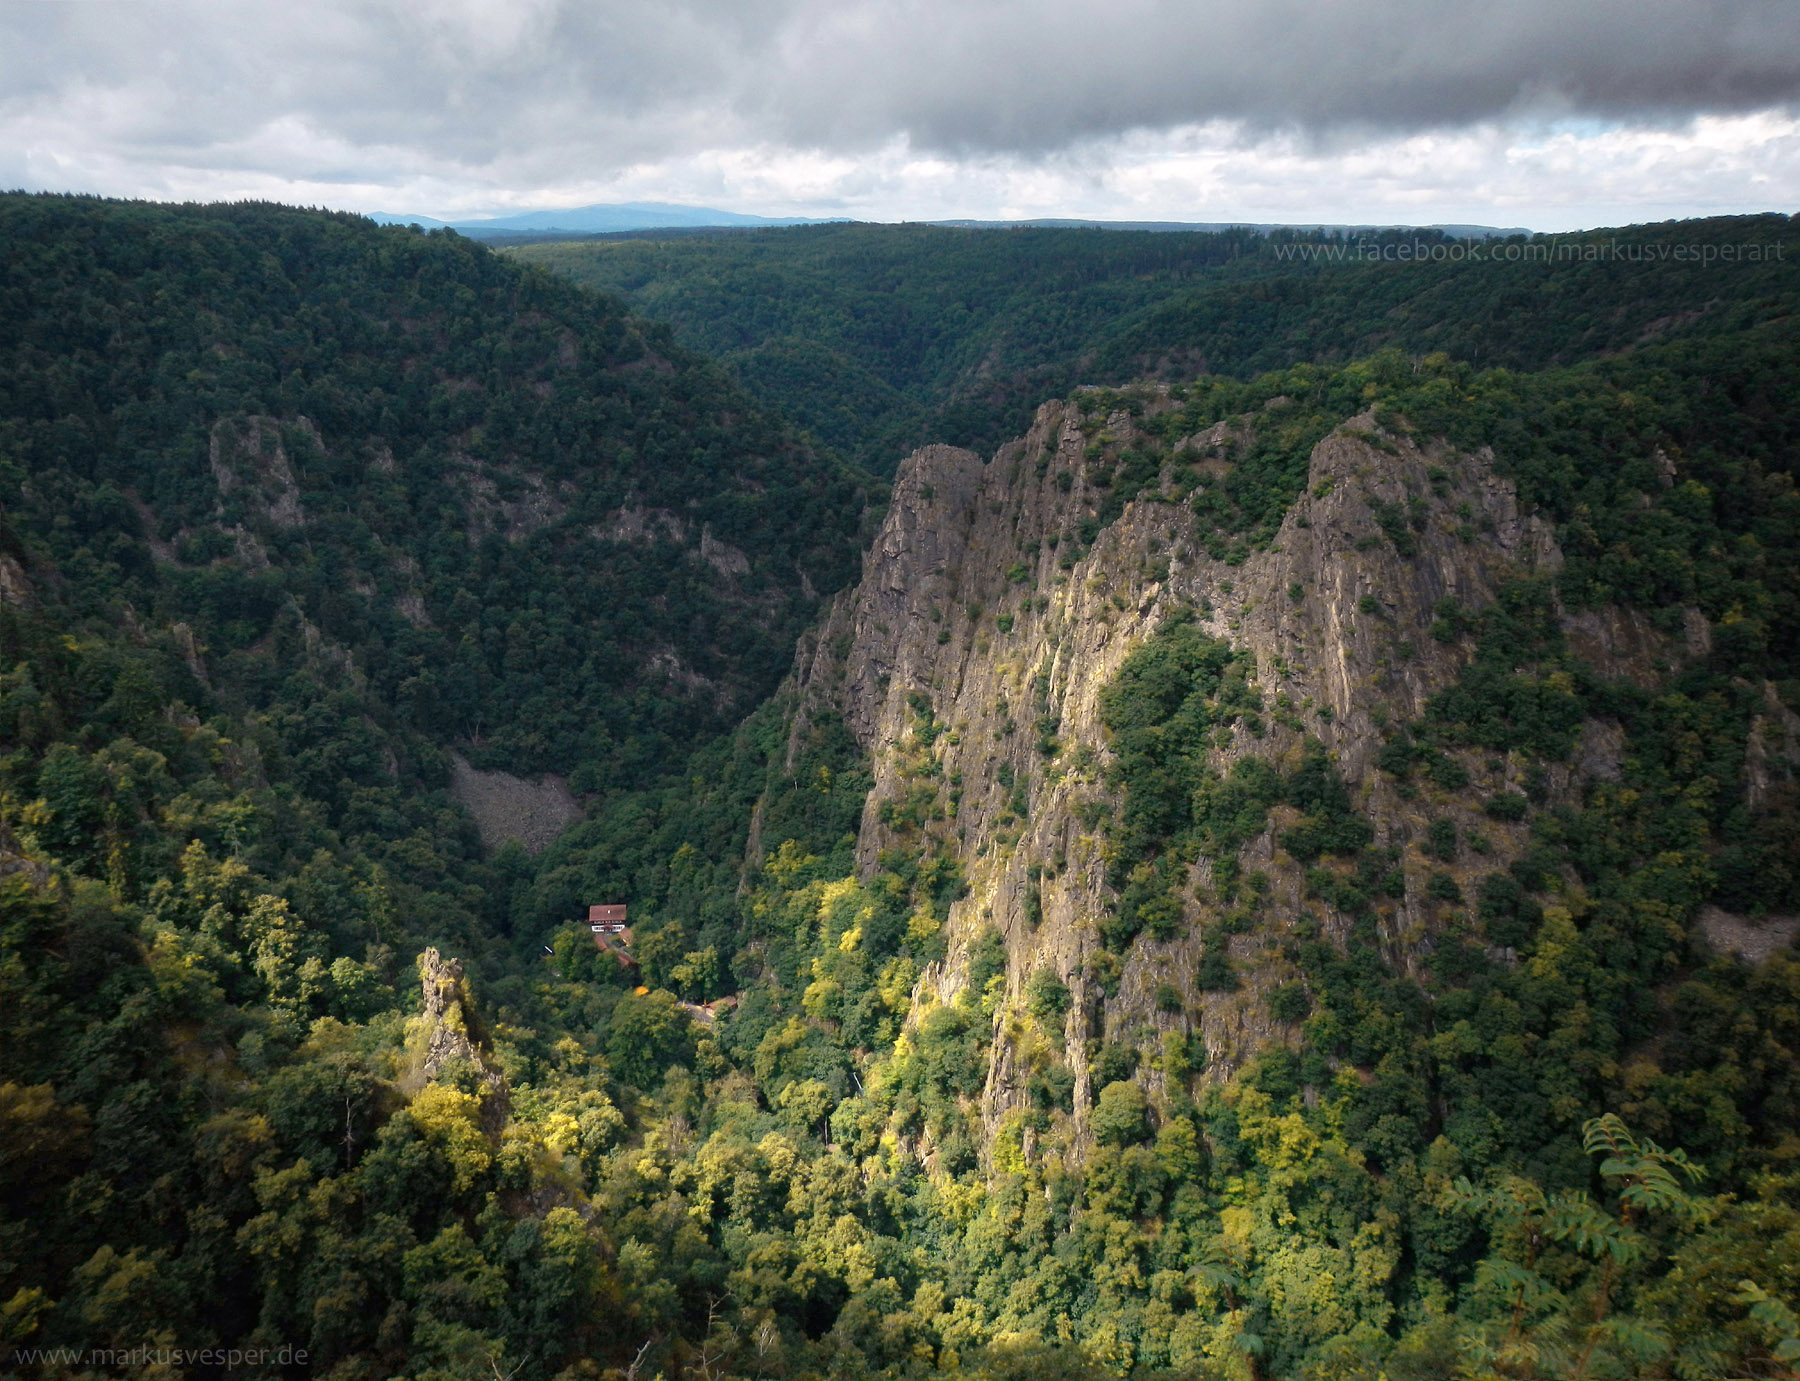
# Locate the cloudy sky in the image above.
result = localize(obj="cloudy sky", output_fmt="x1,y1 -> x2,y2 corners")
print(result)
4,0 -> 1799,230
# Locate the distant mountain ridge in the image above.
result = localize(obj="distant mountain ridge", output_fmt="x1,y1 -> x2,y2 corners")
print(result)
369,201 -> 844,236
372,202 -> 1533,240
930,217 -> 1533,237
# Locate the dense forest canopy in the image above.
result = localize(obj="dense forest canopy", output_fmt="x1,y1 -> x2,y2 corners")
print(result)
2,197 -> 1799,1380
1,194 -> 870,790
508,216 -> 1797,474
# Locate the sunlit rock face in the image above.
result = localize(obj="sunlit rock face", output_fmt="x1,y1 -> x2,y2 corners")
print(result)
786,388 -> 1683,1142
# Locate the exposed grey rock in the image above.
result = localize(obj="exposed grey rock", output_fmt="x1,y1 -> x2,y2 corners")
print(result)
0,554 -> 32,609
1575,719 -> 1625,783
782,392 -> 1685,1151
0,819 -> 52,891
1746,681 -> 1800,812
449,752 -> 583,855
211,415 -> 310,530
1698,906 -> 1800,965
414,947 -> 510,1129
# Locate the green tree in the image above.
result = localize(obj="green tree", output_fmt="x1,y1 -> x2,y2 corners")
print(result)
1445,1114 -> 1706,1380
1092,1081 -> 1150,1147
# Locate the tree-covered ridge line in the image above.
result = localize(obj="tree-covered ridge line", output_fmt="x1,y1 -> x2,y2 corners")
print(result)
1,192 -> 872,794
507,215 -> 1796,474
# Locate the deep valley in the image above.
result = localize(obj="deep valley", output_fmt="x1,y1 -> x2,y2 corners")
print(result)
3,195 -> 1799,1381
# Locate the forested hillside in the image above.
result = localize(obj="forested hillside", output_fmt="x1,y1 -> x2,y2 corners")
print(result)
3,199 -> 1799,1381
0,193 -> 866,1376
508,216 -> 1796,473
1,195 -> 869,789
514,327 -> 1800,1381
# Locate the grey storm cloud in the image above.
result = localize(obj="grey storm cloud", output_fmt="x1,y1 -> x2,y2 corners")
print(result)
5,0 -> 1800,182
769,0 -> 1800,151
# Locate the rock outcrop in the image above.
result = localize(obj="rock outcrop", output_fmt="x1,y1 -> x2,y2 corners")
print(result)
0,818 -> 52,891
785,389 -> 1699,1143
410,947 -> 510,1128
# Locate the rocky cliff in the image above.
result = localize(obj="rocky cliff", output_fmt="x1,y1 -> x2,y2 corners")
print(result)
783,387 -> 1705,1144
408,946 -> 511,1130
